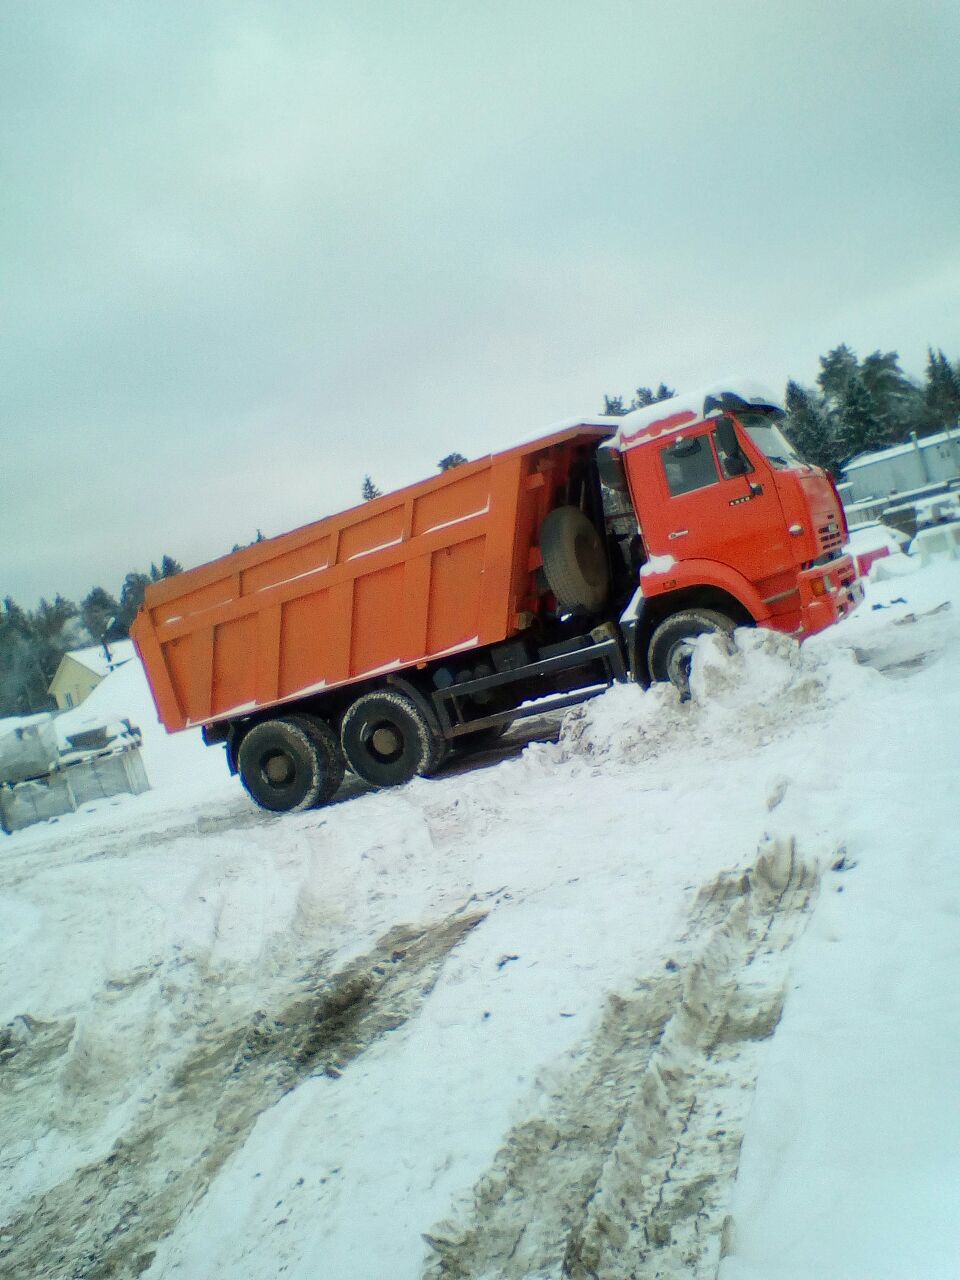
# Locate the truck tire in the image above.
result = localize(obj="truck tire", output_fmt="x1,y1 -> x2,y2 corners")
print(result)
284,714 -> 346,805
647,609 -> 735,698
237,717 -> 342,813
539,506 -> 609,614
340,689 -> 444,787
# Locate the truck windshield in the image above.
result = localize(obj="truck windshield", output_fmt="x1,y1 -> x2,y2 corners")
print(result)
737,412 -> 803,469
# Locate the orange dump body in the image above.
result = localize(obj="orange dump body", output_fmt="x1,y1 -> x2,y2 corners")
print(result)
132,425 -> 614,732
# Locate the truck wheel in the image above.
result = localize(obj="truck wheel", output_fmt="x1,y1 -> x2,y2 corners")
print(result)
340,690 -> 444,787
284,714 -> 346,805
647,609 -> 735,698
237,717 -> 341,812
539,506 -> 609,614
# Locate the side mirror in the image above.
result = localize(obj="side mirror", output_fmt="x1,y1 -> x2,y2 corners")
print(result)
724,453 -> 749,476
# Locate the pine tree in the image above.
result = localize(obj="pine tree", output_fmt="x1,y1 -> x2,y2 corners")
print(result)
602,383 -> 675,416
116,572 -> 152,634
921,348 -> 960,435
438,453 -> 468,471
0,598 -> 39,716
859,350 -> 923,443
783,381 -> 839,471
20,596 -> 83,709
631,384 -> 676,410
361,475 -> 382,501
81,587 -> 121,643
817,344 -> 860,407
835,373 -> 878,460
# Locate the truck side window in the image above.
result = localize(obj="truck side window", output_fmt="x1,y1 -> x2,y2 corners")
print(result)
713,423 -> 755,480
661,436 -> 719,496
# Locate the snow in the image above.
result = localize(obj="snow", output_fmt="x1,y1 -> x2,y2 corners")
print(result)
1,556 -> 959,1278
640,552 -> 678,576
419,504 -> 490,535
61,639 -> 137,678
614,377 -> 784,451
0,711 -> 52,737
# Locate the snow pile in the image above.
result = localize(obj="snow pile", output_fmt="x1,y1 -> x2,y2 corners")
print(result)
0,559 -> 958,1279
548,625 -> 865,776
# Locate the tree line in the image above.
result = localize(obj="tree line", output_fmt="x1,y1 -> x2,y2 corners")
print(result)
602,345 -> 960,473
0,556 -> 182,719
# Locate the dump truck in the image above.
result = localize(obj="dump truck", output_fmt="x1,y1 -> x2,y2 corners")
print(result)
132,379 -> 863,811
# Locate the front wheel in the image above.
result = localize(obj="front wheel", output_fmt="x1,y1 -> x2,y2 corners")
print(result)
647,609 -> 736,698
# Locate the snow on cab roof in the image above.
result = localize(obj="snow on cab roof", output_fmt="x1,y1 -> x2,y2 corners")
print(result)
613,378 -> 784,452
64,640 -> 137,678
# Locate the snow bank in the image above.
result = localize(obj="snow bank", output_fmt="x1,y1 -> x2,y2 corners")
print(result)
0,559 -> 958,1279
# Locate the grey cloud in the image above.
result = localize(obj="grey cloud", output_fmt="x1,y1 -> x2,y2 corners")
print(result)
2,0 -> 959,603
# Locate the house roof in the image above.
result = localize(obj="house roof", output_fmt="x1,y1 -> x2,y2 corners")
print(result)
59,640 -> 137,679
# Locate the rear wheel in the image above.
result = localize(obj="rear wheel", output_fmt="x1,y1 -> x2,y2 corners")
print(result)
284,715 -> 345,805
647,609 -> 736,698
237,716 -> 344,812
340,689 -> 444,787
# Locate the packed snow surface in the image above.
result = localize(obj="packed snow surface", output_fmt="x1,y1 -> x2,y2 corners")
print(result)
1,557 -> 959,1278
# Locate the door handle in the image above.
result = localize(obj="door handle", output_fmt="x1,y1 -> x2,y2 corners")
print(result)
668,529 -> 688,539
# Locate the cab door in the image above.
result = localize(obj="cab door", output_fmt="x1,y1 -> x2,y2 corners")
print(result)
638,421 -> 792,587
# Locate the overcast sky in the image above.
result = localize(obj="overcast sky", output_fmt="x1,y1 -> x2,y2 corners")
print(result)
3,0 -> 959,607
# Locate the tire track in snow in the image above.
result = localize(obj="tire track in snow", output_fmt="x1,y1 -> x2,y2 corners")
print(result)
423,838 -> 819,1280
0,909 -> 484,1280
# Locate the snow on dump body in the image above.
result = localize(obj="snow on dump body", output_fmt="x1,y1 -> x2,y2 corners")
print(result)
131,422 -> 614,733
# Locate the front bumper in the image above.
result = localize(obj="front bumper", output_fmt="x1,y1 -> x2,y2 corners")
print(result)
797,554 -> 864,636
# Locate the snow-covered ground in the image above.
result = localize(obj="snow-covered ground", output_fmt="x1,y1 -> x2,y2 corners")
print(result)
1,554 -> 959,1279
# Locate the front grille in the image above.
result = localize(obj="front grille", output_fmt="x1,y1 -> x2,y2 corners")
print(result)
817,523 -> 843,557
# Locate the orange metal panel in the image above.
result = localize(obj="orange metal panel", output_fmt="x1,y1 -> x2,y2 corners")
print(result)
278,589 -> 332,700
350,563 -> 405,676
211,615 -> 256,717
474,454 -> 523,645
401,555 -> 432,662
255,606 -> 282,706
136,423 -> 614,731
426,536 -> 486,656
189,628 -> 215,725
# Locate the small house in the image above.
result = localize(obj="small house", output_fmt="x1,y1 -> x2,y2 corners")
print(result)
48,640 -> 136,710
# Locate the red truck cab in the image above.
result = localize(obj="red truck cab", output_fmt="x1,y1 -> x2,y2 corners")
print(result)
610,381 -> 862,652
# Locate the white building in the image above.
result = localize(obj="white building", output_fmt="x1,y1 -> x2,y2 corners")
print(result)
843,429 -> 960,504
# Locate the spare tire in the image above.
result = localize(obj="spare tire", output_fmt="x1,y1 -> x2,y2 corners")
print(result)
539,506 -> 609,614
